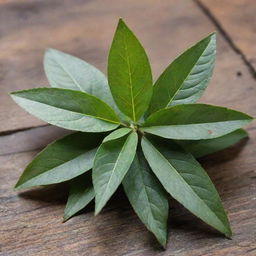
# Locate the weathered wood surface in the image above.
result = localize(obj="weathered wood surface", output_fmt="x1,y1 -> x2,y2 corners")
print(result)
0,0 -> 255,255
0,125 -> 70,156
198,0 -> 256,72
0,0 -> 255,133
1,128 -> 255,256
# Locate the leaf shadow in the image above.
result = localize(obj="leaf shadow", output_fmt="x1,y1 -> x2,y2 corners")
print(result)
90,187 -> 164,252
198,137 -> 249,199
199,137 -> 248,165
14,137 -> 249,251
169,198 -> 226,238
17,182 -> 69,205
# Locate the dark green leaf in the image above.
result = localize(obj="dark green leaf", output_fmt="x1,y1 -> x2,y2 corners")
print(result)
15,132 -> 105,190
141,136 -> 232,237
148,33 -> 216,114
108,19 -> 153,121
11,88 -> 120,132
64,172 -> 94,222
123,152 -> 169,247
177,129 -> 248,158
142,104 -> 252,140
44,48 -> 122,117
93,129 -> 138,214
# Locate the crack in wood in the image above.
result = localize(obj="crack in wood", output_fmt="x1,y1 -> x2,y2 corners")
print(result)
194,0 -> 256,79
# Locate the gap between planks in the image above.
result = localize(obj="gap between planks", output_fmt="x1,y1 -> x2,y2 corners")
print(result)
194,0 -> 256,79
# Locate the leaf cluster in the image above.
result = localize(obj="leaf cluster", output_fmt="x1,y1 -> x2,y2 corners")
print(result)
11,19 -> 253,248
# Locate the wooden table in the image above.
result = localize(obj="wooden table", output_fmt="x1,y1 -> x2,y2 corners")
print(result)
0,0 -> 255,255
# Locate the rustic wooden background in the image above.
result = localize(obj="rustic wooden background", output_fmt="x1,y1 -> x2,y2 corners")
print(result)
0,0 -> 255,255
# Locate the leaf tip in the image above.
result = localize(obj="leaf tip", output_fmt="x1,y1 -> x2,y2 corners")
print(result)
159,239 -> 167,249
94,206 -> 101,216
225,232 -> 232,240
13,186 -> 19,191
14,180 -> 33,190
118,17 -> 125,25
14,181 -> 22,190
224,227 -> 233,239
94,200 -> 104,216
62,215 -> 69,223
9,91 -> 18,97
209,31 -> 216,37
44,48 -> 56,55
117,18 -> 129,31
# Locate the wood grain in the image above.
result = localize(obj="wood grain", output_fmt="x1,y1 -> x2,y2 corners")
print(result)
0,125 -> 70,156
198,0 -> 256,72
0,0 -> 255,132
0,129 -> 255,256
0,0 -> 255,255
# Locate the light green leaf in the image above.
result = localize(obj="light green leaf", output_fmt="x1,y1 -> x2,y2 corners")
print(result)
11,88 -> 120,132
177,129 -> 248,158
142,104 -> 252,140
108,19 -> 153,122
123,152 -> 169,247
93,130 -> 138,214
103,127 -> 132,142
148,33 -> 216,115
141,136 -> 232,237
64,172 -> 94,222
44,48 -> 122,117
15,132 -> 104,190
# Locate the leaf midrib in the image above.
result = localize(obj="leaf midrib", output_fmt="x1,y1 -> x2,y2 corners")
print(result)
98,133 -> 132,207
166,38 -> 212,107
16,148 -> 96,188
137,167 -> 163,233
145,139 -> 228,232
52,55 -> 84,92
122,30 -> 136,121
143,119 -> 249,128
15,96 -> 120,125
65,186 -> 94,216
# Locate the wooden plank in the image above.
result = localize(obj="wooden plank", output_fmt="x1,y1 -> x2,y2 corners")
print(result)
0,0 -> 256,255
0,130 -> 255,256
0,125 -> 70,156
0,0 -> 255,133
198,0 -> 256,71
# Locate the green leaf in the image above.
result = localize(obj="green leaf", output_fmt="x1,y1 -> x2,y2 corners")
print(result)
108,19 -> 153,122
148,33 -> 216,115
141,136 -> 232,237
102,127 -> 132,142
177,129 -> 248,158
15,132 -> 105,190
44,48 -> 122,117
10,88 -> 120,132
64,172 -> 94,222
93,129 -> 138,214
123,152 -> 169,247
142,104 -> 253,140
